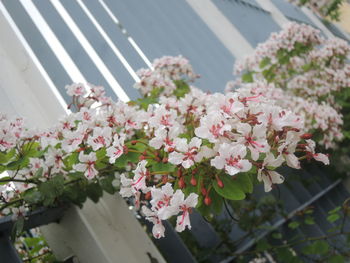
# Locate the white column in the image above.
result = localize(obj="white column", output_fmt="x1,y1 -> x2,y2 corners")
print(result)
0,5 -> 165,263
186,0 -> 253,59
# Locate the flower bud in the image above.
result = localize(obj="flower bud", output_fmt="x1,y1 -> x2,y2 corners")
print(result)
190,176 -> 197,186
177,169 -> 182,178
131,140 -> 137,145
300,133 -> 312,139
201,187 -> 207,196
162,157 -> 168,163
204,195 -> 212,206
144,191 -> 151,200
217,179 -> 224,188
139,155 -> 146,161
178,177 -> 186,189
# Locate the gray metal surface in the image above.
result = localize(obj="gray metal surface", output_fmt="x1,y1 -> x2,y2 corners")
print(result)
212,0 -> 281,46
103,0 -> 236,94
271,0 -> 315,25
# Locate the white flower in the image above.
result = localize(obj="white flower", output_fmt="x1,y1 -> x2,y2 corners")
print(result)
131,160 -> 149,193
211,143 -> 252,176
141,206 -> 165,239
257,153 -> 284,192
150,183 -> 176,220
65,83 -> 87,97
277,131 -> 300,169
73,152 -> 98,179
106,133 -> 126,164
195,113 -> 231,143
170,191 -> 198,232
87,127 -> 112,151
235,123 -> 270,161
168,137 -> 203,168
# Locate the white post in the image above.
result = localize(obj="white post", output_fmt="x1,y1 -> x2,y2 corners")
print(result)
0,6 -> 165,263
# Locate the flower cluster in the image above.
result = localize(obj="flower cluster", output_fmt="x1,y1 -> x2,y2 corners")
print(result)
0,55 -> 329,239
134,55 -> 198,96
232,22 -> 350,149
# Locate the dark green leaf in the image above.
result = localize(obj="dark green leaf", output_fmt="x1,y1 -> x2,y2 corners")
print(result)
100,176 -> 116,194
87,182 -> 103,203
329,254 -> 345,263
11,217 -> 24,242
302,240 -> 329,255
23,189 -> 42,204
213,174 -> 246,200
38,174 -> 65,206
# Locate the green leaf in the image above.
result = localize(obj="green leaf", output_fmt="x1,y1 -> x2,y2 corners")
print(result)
304,216 -> 315,225
63,184 -> 87,207
151,162 -> 175,173
87,182 -> 103,203
34,167 -> 44,178
275,247 -> 303,263
256,239 -> 271,252
327,213 -> 340,223
11,216 -> 24,242
38,174 -> 65,206
135,97 -> 158,110
302,240 -> 329,255
259,57 -> 271,68
212,174 -> 246,200
329,254 -> 345,263
272,232 -> 282,239
0,149 -> 16,164
6,157 -> 29,171
329,206 -> 341,214
242,72 -> 254,83
63,152 -> 79,170
0,176 -> 11,185
288,221 -> 300,229
115,152 -> 140,168
173,80 -> 190,98
23,189 -> 43,204
100,176 -> 116,194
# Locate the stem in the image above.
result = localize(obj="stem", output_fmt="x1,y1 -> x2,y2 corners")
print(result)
0,178 -> 37,184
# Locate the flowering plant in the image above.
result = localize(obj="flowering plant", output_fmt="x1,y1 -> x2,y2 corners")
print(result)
231,22 -> 350,151
0,53 -> 330,239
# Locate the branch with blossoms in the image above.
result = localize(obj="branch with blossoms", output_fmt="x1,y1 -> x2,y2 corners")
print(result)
0,55 -> 329,239
231,22 -> 350,150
